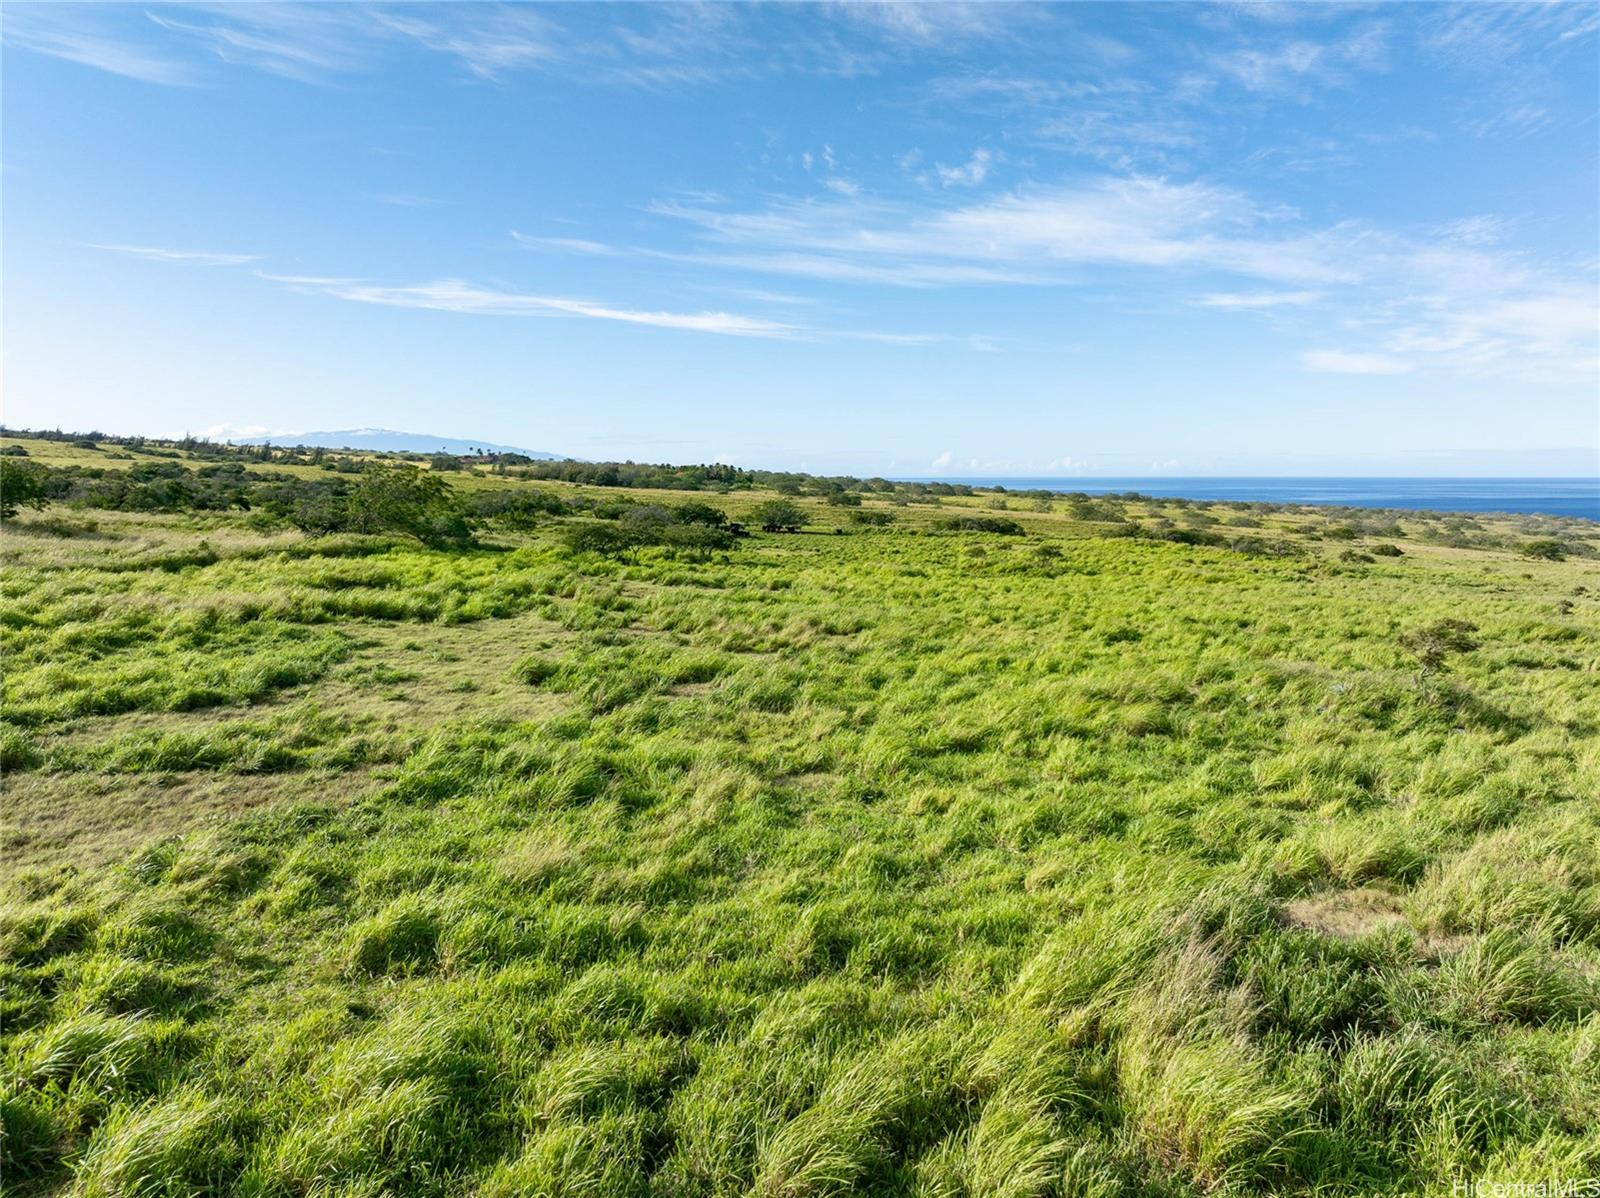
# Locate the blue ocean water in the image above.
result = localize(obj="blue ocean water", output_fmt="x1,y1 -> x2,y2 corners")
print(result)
895,477 -> 1599,520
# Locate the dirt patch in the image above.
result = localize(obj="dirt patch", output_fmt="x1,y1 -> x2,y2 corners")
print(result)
665,681 -> 718,698
7,611 -> 580,872
1284,887 -> 1407,939
2,767 -> 388,872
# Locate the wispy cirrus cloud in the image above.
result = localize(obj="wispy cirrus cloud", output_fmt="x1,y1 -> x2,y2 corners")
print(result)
268,274 -> 965,347
1212,22 -> 1390,94
1300,349 -> 1413,375
508,172 -> 1593,382
826,1 -> 1033,47
276,277 -> 799,338
2,7 -> 197,84
510,231 -> 624,256
1194,290 -> 1322,310
88,243 -> 260,266
145,6 -> 370,82
645,177 -> 1360,286
371,7 -> 559,80
935,148 -> 995,187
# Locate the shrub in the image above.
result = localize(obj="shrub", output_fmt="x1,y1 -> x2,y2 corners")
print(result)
1399,619 -> 1478,679
471,489 -> 570,528
940,515 -> 1024,535
659,524 -> 735,556
562,522 -> 633,557
1521,539 -> 1565,561
848,510 -> 895,527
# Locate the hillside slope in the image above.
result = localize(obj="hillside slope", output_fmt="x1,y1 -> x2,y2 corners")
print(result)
2,434 -> 1598,1197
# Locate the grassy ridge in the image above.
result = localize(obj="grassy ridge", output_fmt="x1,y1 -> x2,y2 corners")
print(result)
2,436 -> 1598,1196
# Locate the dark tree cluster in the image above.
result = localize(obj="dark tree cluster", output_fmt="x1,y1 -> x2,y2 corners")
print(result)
7,459 -> 475,547
939,515 -> 1025,535
513,460 -> 756,491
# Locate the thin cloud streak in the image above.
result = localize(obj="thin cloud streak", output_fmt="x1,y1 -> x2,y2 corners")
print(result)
1195,290 -> 1322,310
88,243 -> 260,266
3,9 -> 198,85
270,275 -> 967,347
287,278 -> 800,338
1301,349 -> 1413,375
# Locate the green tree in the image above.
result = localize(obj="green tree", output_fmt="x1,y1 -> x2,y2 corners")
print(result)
0,458 -> 51,519
674,501 -> 729,528
351,465 -> 472,547
750,499 -> 809,532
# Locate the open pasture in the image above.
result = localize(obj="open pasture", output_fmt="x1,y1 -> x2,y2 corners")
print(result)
3,435 -> 1598,1197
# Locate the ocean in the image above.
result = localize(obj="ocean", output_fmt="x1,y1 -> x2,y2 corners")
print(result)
893,477 -> 1600,520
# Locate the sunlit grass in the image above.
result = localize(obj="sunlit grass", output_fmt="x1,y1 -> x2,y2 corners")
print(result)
2,436 -> 1598,1196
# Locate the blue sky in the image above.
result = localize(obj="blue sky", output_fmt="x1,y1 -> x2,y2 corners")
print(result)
4,2 -> 1597,475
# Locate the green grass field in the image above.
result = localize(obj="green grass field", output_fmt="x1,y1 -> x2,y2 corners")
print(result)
3,434 -> 1598,1197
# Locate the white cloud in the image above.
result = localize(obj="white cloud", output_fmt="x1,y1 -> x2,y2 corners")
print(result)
145,8 -> 370,82
1433,215 -> 1508,246
372,193 -> 443,209
651,177 -> 1359,285
511,231 -> 623,256
640,174 -> 1596,382
280,278 -> 800,338
89,243 -> 259,266
373,8 -> 559,80
2,8 -> 196,84
270,274 -> 963,348
1422,3 -> 1600,68
935,148 -> 993,187
188,422 -> 284,440
831,2 -> 1025,47
1194,290 -> 1321,310
6,3 -> 755,89
1300,349 -> 1413,375
931,449 -> 955,469
1212,23 -> 1390,94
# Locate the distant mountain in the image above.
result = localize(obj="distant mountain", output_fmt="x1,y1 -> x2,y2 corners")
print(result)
234,428 -> 563,459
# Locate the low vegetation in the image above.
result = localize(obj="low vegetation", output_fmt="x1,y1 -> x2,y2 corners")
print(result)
2,432 -> 1598,1197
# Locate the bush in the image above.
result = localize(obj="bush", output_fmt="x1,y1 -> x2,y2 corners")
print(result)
471,489 -> 570,529
562,522 -> 633,557
1399,618 -> 1478,679
1371,544 -> 1404,556
1521,539 -> 1565,561
940,515 -> 1024,535
659,524 -> 735,556
848,510 -> 895,527
751,499 -> 809,532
